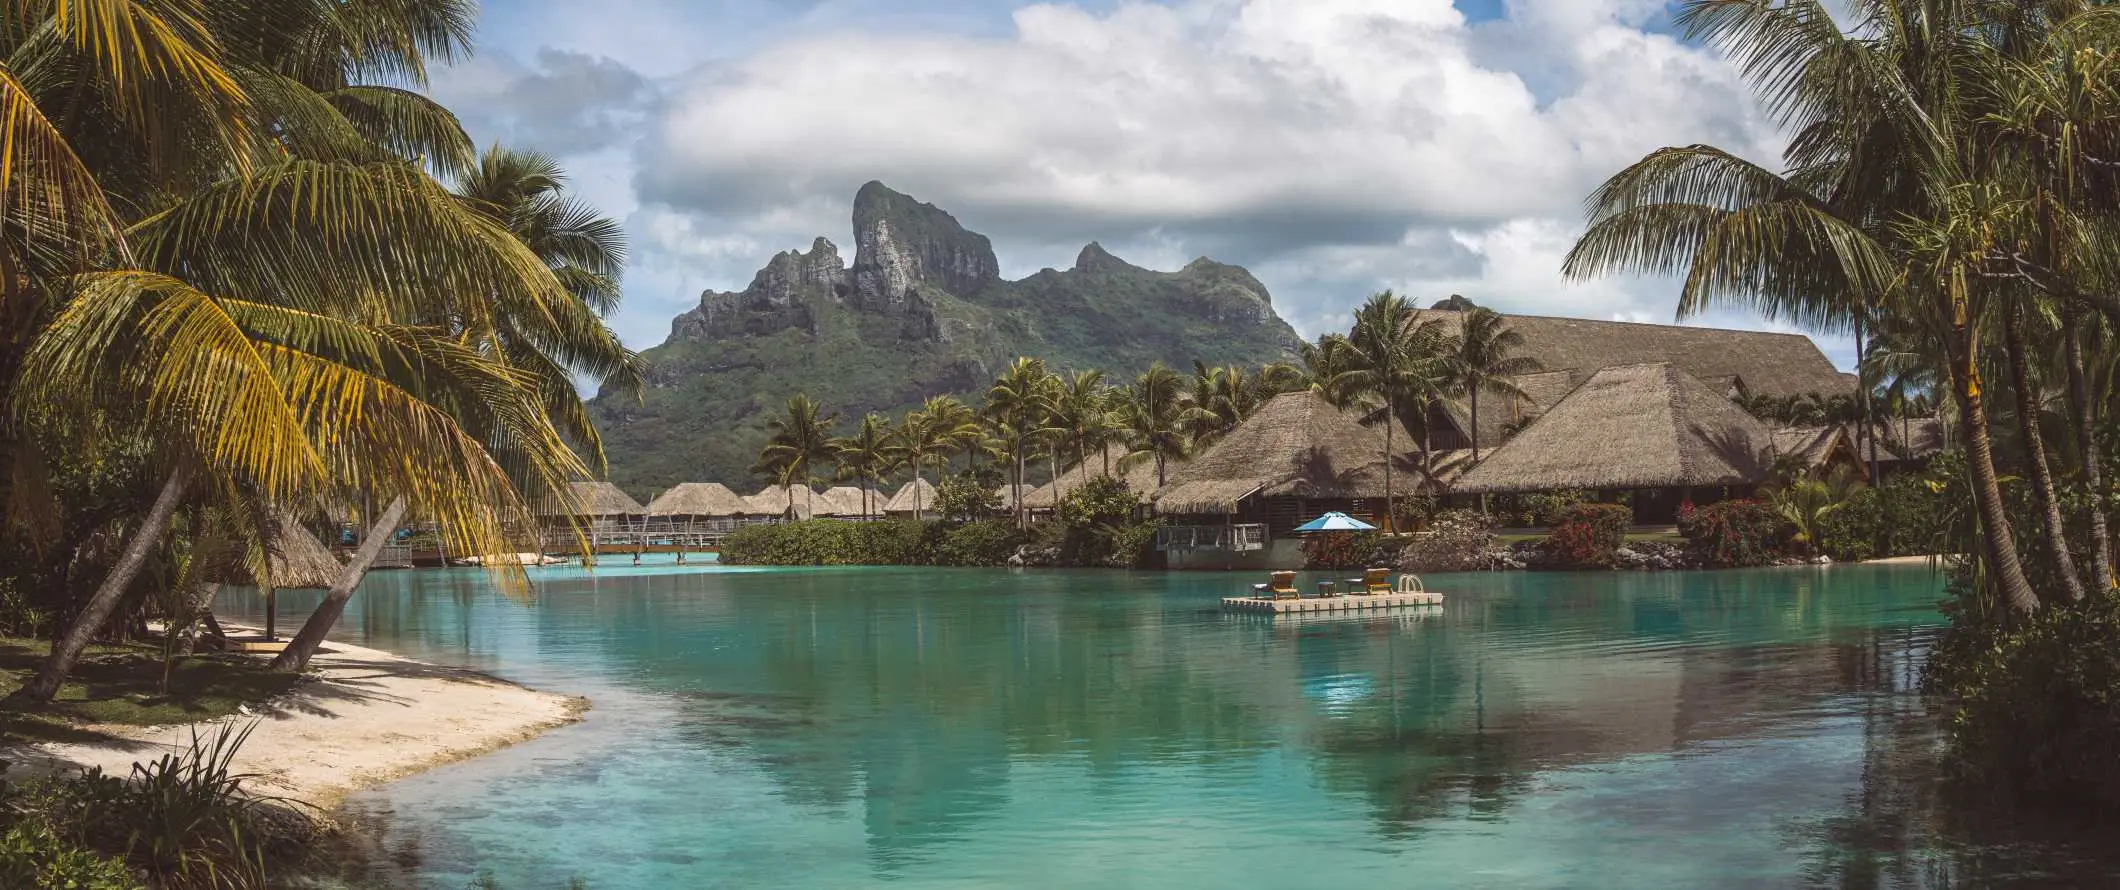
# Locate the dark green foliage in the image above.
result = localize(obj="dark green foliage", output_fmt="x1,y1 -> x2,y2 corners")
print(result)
1301,532 -> 1388,570
1493,489 -> 1592,527
0,724 -> 304,889
1815,470 -> 1955,563
718,520 -> 927,566
1048,477 -> 1158,568
935,474 -> 1002,523
1678,500 -> 1783,568
1544,503 -> 1631,568
1935,584 -> 2120,815
932,521 -> 1029,567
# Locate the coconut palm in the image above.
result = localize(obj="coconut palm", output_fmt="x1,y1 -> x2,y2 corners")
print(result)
1047,370 -> 1122,474
1443,307 -> 1541,462
752,395 -> 837,519
897,395 -> 978,516
834,414 -> 902,518
985,358 -> 1051,525
1119,363 -> 1191,488
1340,292 -> 1452,526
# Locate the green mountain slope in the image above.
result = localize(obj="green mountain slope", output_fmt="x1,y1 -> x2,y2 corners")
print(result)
591,182 -> 1302,495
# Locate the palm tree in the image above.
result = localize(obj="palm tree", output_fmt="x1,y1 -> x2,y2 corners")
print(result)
1341,292 -> 1452,526
1184,362 -> 1267,447
752,395 -> 838,519
897,395 -> 977,516
1047,370 -> 1121,474
1558,0 -> 2073,614
1287,333 -> 1361,404
985,358 -> 1050,525
1443,307 -> 1541,462
1120,363 -> 1190,488
834,414 -> 902,518
4,0 -> 612,692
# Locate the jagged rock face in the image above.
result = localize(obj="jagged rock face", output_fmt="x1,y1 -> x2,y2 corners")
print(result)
668,237 -> 843,342
849,181 -> 1000,309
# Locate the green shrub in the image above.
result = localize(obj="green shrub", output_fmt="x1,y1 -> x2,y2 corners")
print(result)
1939,588 -> 2120,815
1543,503 -> 1630,568
0,819 -> 137,890
718,520 -> 928,565
1678,499 -> 1783,567
934,520 -> 1028,566
1498,489 -> 1591,527
1397,509 -> 1495,573
1104,521 -> 1163,569
1053,477 -> 1149,567
1816,487 -> 1882,562
1302,531 -> 1386,570
935,474 -> 1003,522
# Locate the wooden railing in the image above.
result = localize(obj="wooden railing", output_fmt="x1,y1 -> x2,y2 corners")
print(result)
1156,523 -> 1269,552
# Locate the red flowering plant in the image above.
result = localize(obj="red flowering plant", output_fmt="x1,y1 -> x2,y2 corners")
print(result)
1543,503 -> 1631,568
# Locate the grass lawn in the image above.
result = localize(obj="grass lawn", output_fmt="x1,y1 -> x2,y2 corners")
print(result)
0,636 -> 300,744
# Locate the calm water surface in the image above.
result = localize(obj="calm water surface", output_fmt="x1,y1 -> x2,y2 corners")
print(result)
218,563 -> 2117,888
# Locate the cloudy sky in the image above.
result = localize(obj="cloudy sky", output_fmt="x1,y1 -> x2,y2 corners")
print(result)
434,0 -> 1854,366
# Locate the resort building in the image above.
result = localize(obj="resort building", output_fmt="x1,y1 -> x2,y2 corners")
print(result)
747,485 -> 816,520
1016,447 -> 1164,517
1152,390 -> 1410,569
884,477 -> 941,520
538,481 -> 648,534
644,482 -> 752,522
816,485 -> 885,518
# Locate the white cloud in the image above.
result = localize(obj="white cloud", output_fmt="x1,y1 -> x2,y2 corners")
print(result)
440,0 -> 1841,367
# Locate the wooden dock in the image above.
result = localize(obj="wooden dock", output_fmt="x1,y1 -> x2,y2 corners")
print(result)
1221,591 -> 1445,613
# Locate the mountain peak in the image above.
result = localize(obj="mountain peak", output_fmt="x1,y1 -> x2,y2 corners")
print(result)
849,182 -> 1000,309
1072,241 -> 1132,272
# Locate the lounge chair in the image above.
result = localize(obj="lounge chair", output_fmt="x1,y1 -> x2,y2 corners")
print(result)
1345,567 -> 1392,595
1251,571 -> 1300,600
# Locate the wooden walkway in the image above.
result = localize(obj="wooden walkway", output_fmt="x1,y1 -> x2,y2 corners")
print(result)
1221,591 -> 1445,613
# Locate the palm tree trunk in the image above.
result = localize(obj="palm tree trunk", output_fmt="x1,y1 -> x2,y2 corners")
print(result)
272,497 -> 408,671
1382,406 -> 1395,532
2063,301 -> 2113,589
11,466 -> 192,702
1949,316 -> 2041,615
2001,305 -> 2084,602
1470,388 -> 1481,463
1856,313 -> 1879,484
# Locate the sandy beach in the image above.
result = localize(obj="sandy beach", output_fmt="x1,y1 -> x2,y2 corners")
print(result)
8,636 -> 585,810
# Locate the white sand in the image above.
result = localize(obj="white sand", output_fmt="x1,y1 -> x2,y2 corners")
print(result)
1862,554 -> 1955,565
8,637 -> 585,809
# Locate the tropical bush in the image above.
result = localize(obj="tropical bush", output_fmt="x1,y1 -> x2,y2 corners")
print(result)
1495,489 -> 1592,527
1053,477 -> 1151,567
1302,532 -> 1388,570
718,520 -> 929,565
1543,503 -> 1631,568
933,521 -> 1030,567
1396,509 -> 1496,573
935,475 -> 1004,522
0,725 -> 304,889
1935,584 -> 2120,815
1679,500 -> 1784,568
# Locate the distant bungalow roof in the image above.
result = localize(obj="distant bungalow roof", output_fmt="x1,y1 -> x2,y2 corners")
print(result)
646,482 -> 751,517
540,481 -> 645,518
1454,362 -> 1775,494
1019,447 -> 1166,510
747,485 -> 816,519
884,477 -> 940,513
815,485 -> 880,516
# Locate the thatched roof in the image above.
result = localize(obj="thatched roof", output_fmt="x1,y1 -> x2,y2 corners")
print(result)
1879,417 -> 1948,462
1445,369 -> 1581,450
1772,426 -> 1853,469
646,482 -> 750,517
1421,310 -> 1848,448
747,485 -> 815,519
1019,449 -> 1167,510
814,486 -> 878,516
883,477 -> 939,513
1155,390 -> 1404,513
211,513 -> 343,590
1453,362 -> 1775,494
540,481 -> 644,518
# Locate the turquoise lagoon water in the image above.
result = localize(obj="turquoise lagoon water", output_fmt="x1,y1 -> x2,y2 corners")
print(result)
217,562 -> 2116,888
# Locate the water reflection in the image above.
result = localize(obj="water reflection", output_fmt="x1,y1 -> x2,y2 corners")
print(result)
219,565 -> 2120,888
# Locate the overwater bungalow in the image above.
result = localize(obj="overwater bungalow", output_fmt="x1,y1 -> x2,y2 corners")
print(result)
644,482 -> 753,525
883,478 -> 940,520
747,485 -> 816,520
1152,390 -> 1411,569
815,485 -> 882,518
1452,362 -> 1778,519
539,481 -> 648,534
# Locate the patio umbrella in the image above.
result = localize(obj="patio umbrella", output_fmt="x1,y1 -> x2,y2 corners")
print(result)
1293,512 -> 1376,533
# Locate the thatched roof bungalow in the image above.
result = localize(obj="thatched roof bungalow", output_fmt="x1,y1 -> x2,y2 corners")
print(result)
1772,425 -> 1863,475
646,482 -> 751,519
1155,390 -> 1412,522
883,478 -> 940,518
747,485 -> 816,520
539,481 -> 646,519
815,485 -> 882,517
1416,310 -> 1851,451
1018,447 -> 1167,512
1453,363 -> 1777,516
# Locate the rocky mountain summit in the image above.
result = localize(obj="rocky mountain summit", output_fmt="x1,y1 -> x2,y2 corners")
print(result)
593,182 -> 1302,493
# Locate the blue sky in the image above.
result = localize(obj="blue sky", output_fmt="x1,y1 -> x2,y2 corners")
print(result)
436,0 -> 1854,367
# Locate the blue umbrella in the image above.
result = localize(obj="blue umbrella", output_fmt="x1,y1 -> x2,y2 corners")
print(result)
1293,511 -> 1377,533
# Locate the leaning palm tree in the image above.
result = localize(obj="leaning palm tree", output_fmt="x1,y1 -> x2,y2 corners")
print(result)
1559,0 -> 2060,614
752,395 -> 838,519
1443,307 -> 1541,462
834,414 -> 902,518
